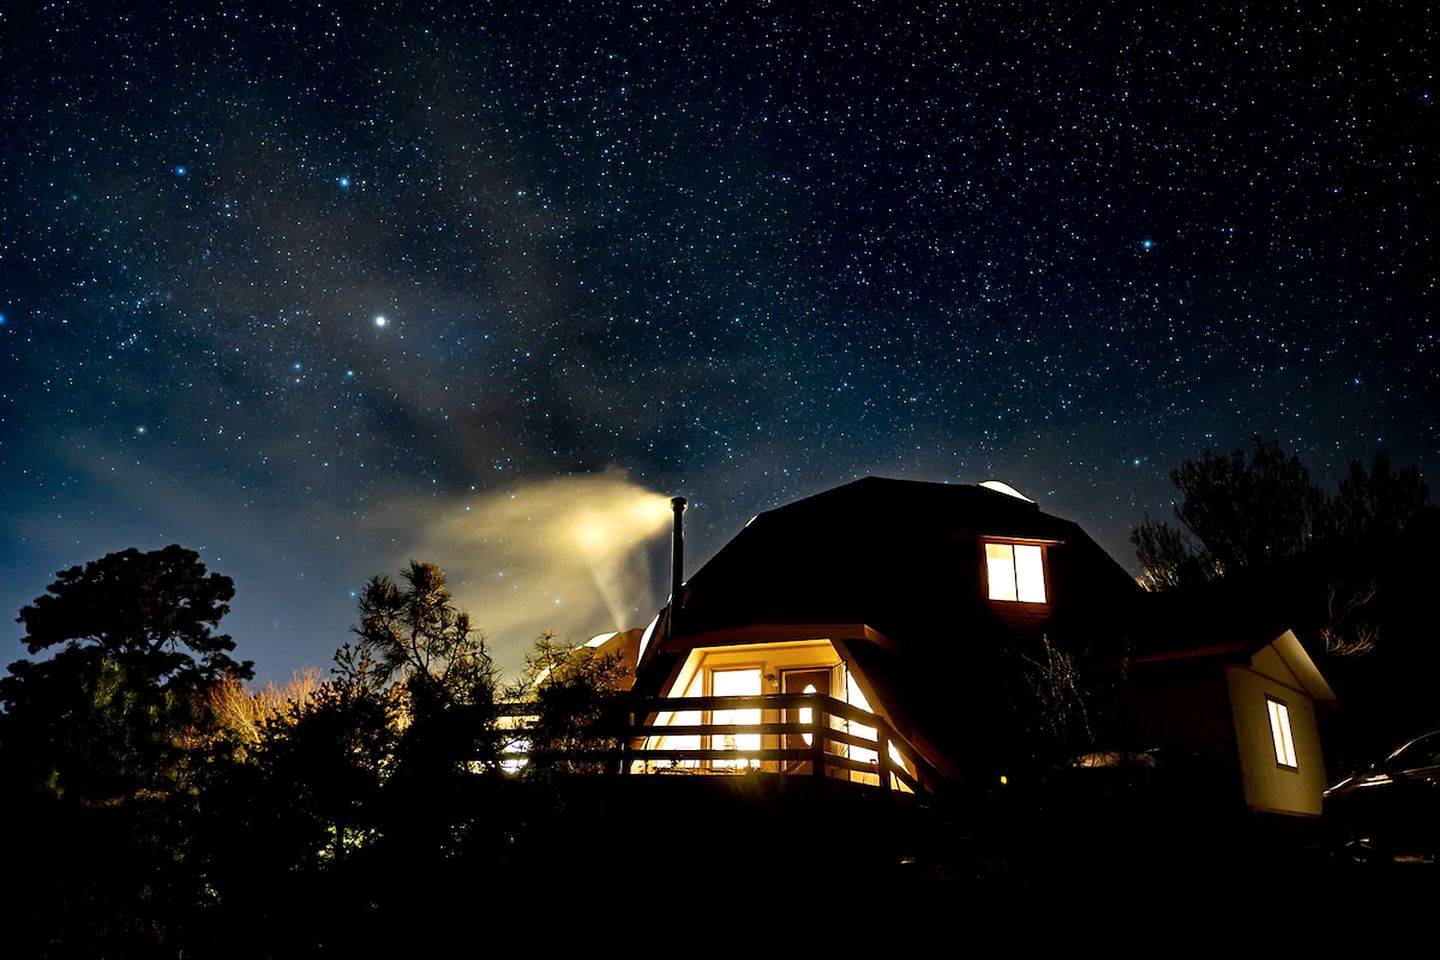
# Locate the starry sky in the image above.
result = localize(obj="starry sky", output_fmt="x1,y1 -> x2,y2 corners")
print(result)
2,2 -> 1434,681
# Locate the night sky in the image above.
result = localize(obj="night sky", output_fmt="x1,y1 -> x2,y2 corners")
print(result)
3,2 -> 1434,681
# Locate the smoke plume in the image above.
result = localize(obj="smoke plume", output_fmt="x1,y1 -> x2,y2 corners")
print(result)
371,472 -> 674,672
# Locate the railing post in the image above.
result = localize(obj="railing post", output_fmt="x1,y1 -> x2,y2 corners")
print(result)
811,694 -> 825,778
876,722 -> 890,792
620,707 -> 632,775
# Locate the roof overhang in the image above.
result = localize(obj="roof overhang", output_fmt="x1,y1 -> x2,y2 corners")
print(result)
1271,628 -> 1337,703
1116,626 -> 1337,705
659,622 -> 901,654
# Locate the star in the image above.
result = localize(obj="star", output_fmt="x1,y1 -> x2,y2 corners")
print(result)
1,0 -> 1431,689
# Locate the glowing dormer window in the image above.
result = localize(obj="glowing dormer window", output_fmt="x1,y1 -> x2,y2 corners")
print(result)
985,542 -> 1047,603
1266,696 -> 1298,770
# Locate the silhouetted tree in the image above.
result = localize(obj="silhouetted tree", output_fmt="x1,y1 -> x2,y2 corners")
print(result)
1130,513 -> 1211,591
1135,442 -> 1434,593
1132,437 -> 1329,589
1170,435 -> 1325,572
353,560 -> 494,716
1318,453 -> 1430,547
345,562 -> 510,895
1,546 -> 250,957
3,545 -> 251,802
505,630 -> 631,774
15,544 -> 250,690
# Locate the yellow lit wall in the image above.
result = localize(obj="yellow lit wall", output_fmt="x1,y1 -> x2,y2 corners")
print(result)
1226,643 -> 1328,816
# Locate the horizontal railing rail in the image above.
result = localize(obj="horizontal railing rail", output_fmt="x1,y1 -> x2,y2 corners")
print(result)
495,692 -> 937,795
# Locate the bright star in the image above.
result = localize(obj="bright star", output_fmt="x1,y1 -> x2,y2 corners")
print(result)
374,315 -> 388,328
338,176 -> 350,188
1141,239 -> 1155,250
174,165 -> 187,177
293,362 -> 302,371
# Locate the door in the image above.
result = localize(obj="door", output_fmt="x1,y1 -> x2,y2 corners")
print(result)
781,668 -> 832,774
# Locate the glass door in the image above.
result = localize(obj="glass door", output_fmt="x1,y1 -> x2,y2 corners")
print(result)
781,668 -> 832,774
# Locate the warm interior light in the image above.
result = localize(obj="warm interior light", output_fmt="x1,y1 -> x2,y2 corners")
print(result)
1014,544 -> 1046,602
1267,698 -> 1297,768
711,668 -> 761,768
986,543 -> 1018,601
798,683 -> 817,745
986,542 -> 1046,603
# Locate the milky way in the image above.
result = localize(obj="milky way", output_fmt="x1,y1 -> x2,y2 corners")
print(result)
3,2 -> 1434,678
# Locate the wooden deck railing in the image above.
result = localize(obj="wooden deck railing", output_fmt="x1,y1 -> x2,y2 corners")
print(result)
496,693 -> 936,795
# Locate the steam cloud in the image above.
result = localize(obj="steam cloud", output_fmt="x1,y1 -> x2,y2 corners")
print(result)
370,473 -> 674,672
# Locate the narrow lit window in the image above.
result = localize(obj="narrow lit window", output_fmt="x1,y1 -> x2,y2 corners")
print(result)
985,543 -> 1046,603
710,668 -> 762,769
1266,696 -> 1298,770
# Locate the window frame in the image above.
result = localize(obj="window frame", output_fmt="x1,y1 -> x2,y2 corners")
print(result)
1265,695 -> 1299,771
983,540 -> 1049,604
705,664 -> 764,769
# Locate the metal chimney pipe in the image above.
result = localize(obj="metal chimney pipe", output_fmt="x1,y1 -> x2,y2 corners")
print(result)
667,496 -> 687,638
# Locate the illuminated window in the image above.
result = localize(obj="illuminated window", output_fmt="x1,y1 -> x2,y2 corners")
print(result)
985,543 -> 1046,603
709,667 -> 762,768
1266,696 -> 1298,770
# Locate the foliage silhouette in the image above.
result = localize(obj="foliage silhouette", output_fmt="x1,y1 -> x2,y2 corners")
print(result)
2,546 -> 251,957
1132,439 -> 1430,590
1318,454 -> 1430,547
504,630 -> 631,775
1171,436 -> 1323,574
1130,513 -> 1212,591
16,544 -> 250,690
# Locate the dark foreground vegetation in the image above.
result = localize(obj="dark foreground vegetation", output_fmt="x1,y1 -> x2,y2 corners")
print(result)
1,552 -> 621,954
4,439 -> 1436,954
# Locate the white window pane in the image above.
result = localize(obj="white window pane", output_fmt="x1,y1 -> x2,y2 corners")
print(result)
798,683 -> 817,745
1277,702 -> 1296,767
711,668 -> 761,767
986,543 -> 1017,601
1267,698 -> 1297,768
1014,544 -> 1047,602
